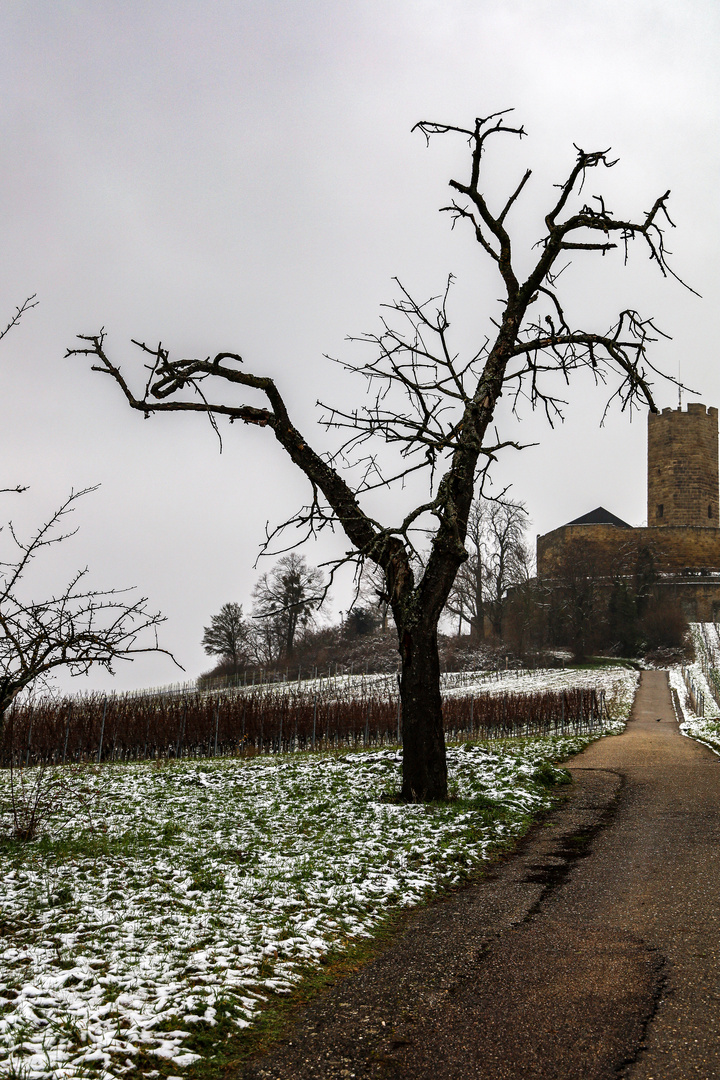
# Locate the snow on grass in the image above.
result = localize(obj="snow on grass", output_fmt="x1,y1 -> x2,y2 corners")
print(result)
0,666 -> 638,1080
669,623 -> 720,754
669,664 -> 720,755
440,664 -> 639,700
162,664 -> 636,706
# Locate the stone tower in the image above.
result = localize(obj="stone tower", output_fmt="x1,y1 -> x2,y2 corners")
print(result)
647,403 -> 719,528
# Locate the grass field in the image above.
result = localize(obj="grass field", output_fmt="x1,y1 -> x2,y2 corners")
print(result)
0,666 -> 637,1080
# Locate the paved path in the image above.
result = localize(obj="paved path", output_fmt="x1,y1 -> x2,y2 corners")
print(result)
241,671 -> 720,1079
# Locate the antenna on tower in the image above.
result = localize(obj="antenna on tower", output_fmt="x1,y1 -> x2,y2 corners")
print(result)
678,357 -> 682,409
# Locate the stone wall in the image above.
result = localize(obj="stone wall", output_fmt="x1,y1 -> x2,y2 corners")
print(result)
647,403 -> 719,528
536,522 -> 720,621
537,523 -> 720,579
661,579 -> 720,622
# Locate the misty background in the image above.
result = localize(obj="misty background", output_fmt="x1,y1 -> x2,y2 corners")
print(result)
0,0 -> 718,691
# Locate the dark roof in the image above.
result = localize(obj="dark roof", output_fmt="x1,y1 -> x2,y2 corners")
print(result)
566,506 -> 632,528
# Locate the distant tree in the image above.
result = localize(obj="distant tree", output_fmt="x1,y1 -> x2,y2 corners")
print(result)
252,554 -> 324,660
445,497 -> 531,640
71,110 -> 690,799
444,498 -> 485,640
201,602 -> 249,669
345,606 -> 378,638
246,614 -> 281,668
357,563 -> 394,635
482,499 -> 533,638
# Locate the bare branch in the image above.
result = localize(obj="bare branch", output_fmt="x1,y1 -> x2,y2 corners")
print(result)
0,488 -> 180,727
0,295 -> 38,344
498,168 -> 533,225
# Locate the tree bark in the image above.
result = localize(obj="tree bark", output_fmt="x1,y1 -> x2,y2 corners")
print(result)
398,620 -> 447,801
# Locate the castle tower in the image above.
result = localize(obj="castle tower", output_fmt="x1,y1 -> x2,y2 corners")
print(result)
647,403 -> 719,528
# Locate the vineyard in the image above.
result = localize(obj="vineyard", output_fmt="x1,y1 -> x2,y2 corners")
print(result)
0,674 -> 607,766
0,665 -> 635,1080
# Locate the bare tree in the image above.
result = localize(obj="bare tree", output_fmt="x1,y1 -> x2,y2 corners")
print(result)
0,487 -> 175,730
252,554 -> 324,660
69,110 -> 689,799
245,611 -> 281,668
445,496 -> 531,640
444,498 -> 486,641
201,602 -> 249,669
481,499 -> 533,638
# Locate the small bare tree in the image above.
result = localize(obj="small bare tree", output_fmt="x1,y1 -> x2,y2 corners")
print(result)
69,110 -> 690,799
444,497 -> 485,640
0,487 -> 175,732
357,561 -> 394,635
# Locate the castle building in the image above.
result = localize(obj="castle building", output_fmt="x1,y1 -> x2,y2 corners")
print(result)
537,404 -> 720,621
647,404 -> 719,528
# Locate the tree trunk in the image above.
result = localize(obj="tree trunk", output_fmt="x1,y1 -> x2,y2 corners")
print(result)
285,609 -> 297,659
472,567 -> 484,643
398,621 -> 447,801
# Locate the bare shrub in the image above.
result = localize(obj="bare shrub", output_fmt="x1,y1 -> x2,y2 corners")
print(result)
1,761 -> 103,842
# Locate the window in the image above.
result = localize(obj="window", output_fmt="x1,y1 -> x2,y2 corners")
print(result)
657,504 -> 664,519
709,504 -> 713,519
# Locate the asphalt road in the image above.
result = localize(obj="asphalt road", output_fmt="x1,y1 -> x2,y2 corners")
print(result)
241,671 -> 720,1080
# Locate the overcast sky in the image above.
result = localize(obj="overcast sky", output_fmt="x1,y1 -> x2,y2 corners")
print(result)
1,0 -> 718,692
